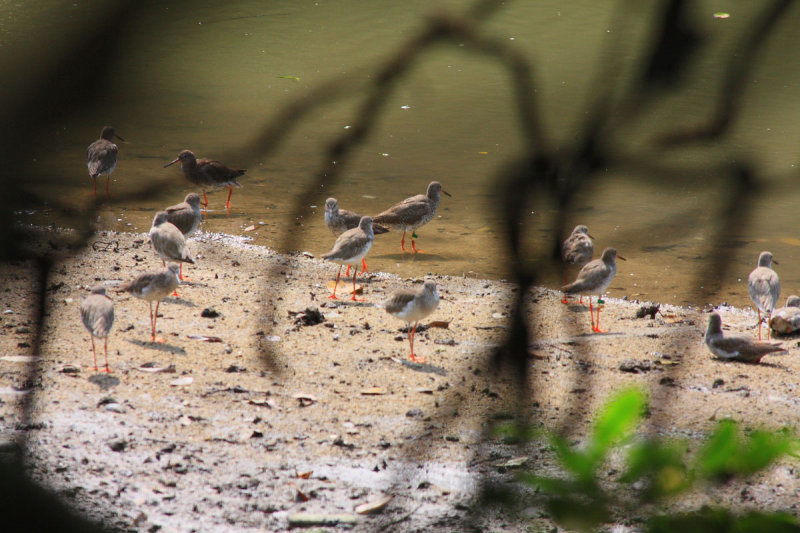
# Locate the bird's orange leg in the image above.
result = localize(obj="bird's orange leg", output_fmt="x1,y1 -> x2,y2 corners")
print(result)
592,299 -> 608,333
345,264 -> 351,277
410,238 -> 424,255
202,191 -> 209,208
359,258 -> 369,276
90,336 -> 99,372
103,337 -> 111,373
225,186 -> 233,210
400,231 -> 407,256
561,272 -> 570,304
152,301 -> 166,343
408,322 -> 426,363
757,310 -> 762,340
350,265 -> 365,301
328,265 -> 343,299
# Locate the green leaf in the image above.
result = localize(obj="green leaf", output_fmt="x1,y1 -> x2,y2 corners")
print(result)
551,434 -> 595,480
695,419 -> 739,477
622,440 -> 690,501
590,387 -> 646,458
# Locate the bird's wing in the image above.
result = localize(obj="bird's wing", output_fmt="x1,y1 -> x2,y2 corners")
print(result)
80,296 -> 114,337
373,200 -> 429,225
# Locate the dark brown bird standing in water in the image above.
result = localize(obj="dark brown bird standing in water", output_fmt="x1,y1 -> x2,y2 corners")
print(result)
324,197 -> 387,275
80,286 -> 115,372
117,265 -> 180,343
164,150 -> 245,210
372,181 -> 450,256
86,126 -> 124,197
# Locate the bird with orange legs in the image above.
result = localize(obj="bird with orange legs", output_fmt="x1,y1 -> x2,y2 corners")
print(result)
384,280 -> 440,364
80,285 -> 115,372
372,181 -> 450,256
560,224 -> 594,305
324,197 -> 387,276
86,126 -> 124,197
117,265 -> 180,343
150,211 -> 195,287
562,247 -> 625,333
164,150 -> 245,210
322,216 -> 374,301
163,194 -> 203,280
748,251 -> 780,340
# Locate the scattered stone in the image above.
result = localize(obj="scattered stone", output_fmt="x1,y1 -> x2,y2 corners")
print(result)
333,435 -> 355,449
170,377 -> 194,387
201,307 -> 220,318
406,408 -> 423,418
287,513 -> 358,527
712,378 -> 725,388
434,338 -> 457,346
88,374 -> 120,390
492,456 -> 529,471
618,359 -> 654,373
108,438 -> 127,452
635,304 -> 661,319
289,307 -> 324,326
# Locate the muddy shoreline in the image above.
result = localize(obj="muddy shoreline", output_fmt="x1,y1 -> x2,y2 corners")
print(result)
1,229 -> 799,532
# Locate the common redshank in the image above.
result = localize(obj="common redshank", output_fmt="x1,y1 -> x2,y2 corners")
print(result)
384,280 -> 440,364
560,224 -> 594,304
322,216 -> 374,300
165,193 -> 203,237
748,251 -> 780,340
86,126 -> 124,197
80,285 -> 115,372
562,247 -> 625,333
150,210 -> 195,283
705,312 -> 785,363
164,150 -> 245,210
117,264 -> 180,343
372,181 -> 450,256
769,295 -> 800,336
324,197 -> 387,275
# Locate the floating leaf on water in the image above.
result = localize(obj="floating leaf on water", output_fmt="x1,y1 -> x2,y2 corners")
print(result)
243,225 -> 256,232
478,151 -> 488,155
170,377 -> 194,386
277,75 -> 300,81
780,237 -> 800,247
355,494 -> 393,515
360,387 -> 386,395
713,12 -> 730,19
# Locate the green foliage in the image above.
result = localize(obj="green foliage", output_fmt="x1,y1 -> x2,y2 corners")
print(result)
512,387 -> 800,532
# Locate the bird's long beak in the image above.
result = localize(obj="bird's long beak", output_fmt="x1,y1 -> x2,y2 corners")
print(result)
617,255 -> 627,261
442,189 -> 452,197
773,259 -> 780,265
588,233 -> 595,240
115,134 -> 126,142
164,157 -> 180,168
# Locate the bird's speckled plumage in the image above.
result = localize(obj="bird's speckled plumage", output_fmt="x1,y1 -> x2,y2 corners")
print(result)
150,211 -> 195,265
165,193 -> 203,237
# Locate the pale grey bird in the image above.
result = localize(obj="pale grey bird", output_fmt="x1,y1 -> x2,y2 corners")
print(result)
117,264 -> 180,343
150,210 -> 195,282
322,216 -> 374,300
562,247 -> 625,333
384,281 -> 440,364
769,295 -> 800,336
372,181 -> 450,255
80,285 -> 115,372
324,197 -> 387,275
165,193 -> 203,237
560,224 -> 594,305
705,312 -> 785,363
748,251 -> 780,340
86,126 -> 124,197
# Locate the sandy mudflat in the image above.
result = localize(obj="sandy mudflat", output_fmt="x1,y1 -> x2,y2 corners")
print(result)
1,229 -> 799,532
